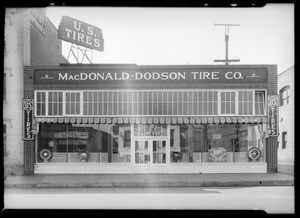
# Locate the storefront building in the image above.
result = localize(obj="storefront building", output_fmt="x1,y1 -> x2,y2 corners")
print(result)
23,64 -> 278,174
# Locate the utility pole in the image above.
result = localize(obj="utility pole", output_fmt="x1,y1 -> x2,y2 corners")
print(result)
214,23 -> 240,65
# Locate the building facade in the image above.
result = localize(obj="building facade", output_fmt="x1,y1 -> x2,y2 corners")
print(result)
23,64 -> 279,174
278,66 -> 294,164
4,8 -> 66,176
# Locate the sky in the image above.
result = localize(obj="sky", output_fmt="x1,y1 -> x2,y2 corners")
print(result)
46,4 -> 294,74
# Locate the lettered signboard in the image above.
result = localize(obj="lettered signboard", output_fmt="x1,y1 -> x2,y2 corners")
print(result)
268,95 -> 279,136
34,67 -> 268,86
23,99 -> 34,140
58,16 -> 104,51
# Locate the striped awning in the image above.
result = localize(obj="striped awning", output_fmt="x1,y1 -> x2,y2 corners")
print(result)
35,117 -> 268,124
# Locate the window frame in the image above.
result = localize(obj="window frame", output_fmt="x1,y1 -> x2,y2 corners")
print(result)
48,91 -> 63,116
34,89 -> 266,117
238,90 -> 254,115
280,86 -> 290,106
35,91 -> 47,116
65,91 -> 82,116
254,90 -> 266,115
219,91 -> 236,115
282,131 -> 287,149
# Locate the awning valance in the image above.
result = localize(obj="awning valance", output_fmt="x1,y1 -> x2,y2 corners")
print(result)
35,117 -> 268,124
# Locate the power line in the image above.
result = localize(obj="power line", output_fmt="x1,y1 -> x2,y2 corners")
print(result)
213,23 -> 240,65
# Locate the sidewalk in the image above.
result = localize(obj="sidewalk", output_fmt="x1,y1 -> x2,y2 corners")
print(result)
278,163 -> 294,176
4,173 -> 294,188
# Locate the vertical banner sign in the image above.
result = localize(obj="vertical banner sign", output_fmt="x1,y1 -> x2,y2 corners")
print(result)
23,99 -> 34,140
268,95 -> 279,136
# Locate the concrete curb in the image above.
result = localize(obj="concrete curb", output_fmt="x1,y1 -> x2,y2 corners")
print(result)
5,175 -> 294,188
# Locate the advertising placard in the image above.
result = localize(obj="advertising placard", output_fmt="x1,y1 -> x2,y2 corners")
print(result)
34,67 -> 268,86
23,99 -> 34,140
268,95 -> 279,136
58,16 -> 104,51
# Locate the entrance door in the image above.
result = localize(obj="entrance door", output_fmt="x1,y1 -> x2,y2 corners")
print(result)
151,140 -> 166,164
133,139 -> 168,173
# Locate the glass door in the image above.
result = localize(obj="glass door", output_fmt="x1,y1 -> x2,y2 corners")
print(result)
134,140 -> 150,164
133,139 -> 168,173
151,140 -> 166,164
134,139 -> 167,165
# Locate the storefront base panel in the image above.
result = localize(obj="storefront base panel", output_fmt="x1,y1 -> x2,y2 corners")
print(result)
34,162 -> 267,174
168,162 -> 267,174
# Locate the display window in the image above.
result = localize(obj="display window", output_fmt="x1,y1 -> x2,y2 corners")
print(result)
37,123 -> 131,163
37,123 -> 265,165
170,124 -> 265,163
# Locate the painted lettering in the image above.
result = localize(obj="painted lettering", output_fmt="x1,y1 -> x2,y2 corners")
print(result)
225,72 -> 243,80
191,72 -> 198,79
225,72 -> 233,79
144,72 -> 151,80
122,72 -> 130,80
85,35 -> 92,45
211,72 -> 219,79
152,72 -> 160,80
73,20 -> 81,31
80,73 -> 88,80
161,72 -> 169,80
77,32 -> 85,43
178,72 -> 186,80
65,28 -> 72,38
135,72 -> 143,80
59,73 -> 68,80
94,38 -> 100,48
105,73 -> 114,80
87,26 -> 94,36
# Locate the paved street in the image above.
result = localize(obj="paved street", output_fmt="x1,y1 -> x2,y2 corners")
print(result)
4,186 -> 294,214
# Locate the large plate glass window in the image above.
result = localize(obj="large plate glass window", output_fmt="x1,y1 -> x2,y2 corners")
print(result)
170,124 -> 265,163
37,123 -> 131,163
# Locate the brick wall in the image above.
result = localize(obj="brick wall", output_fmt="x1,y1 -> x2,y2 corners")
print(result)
266,65 -> 278,172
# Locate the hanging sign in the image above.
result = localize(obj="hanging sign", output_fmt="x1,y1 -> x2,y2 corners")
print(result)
58,16 -> 104,51
268,95 -> 279,136
23,99 -> 34,140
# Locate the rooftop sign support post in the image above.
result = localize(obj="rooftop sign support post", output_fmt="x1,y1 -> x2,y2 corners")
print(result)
66,43 -> 93,64
214,23 -> 240,65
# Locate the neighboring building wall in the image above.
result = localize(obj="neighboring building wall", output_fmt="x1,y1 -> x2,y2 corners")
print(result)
30,16 -> 65,66
4,8 -> 66,176
278,66 -> 294,164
